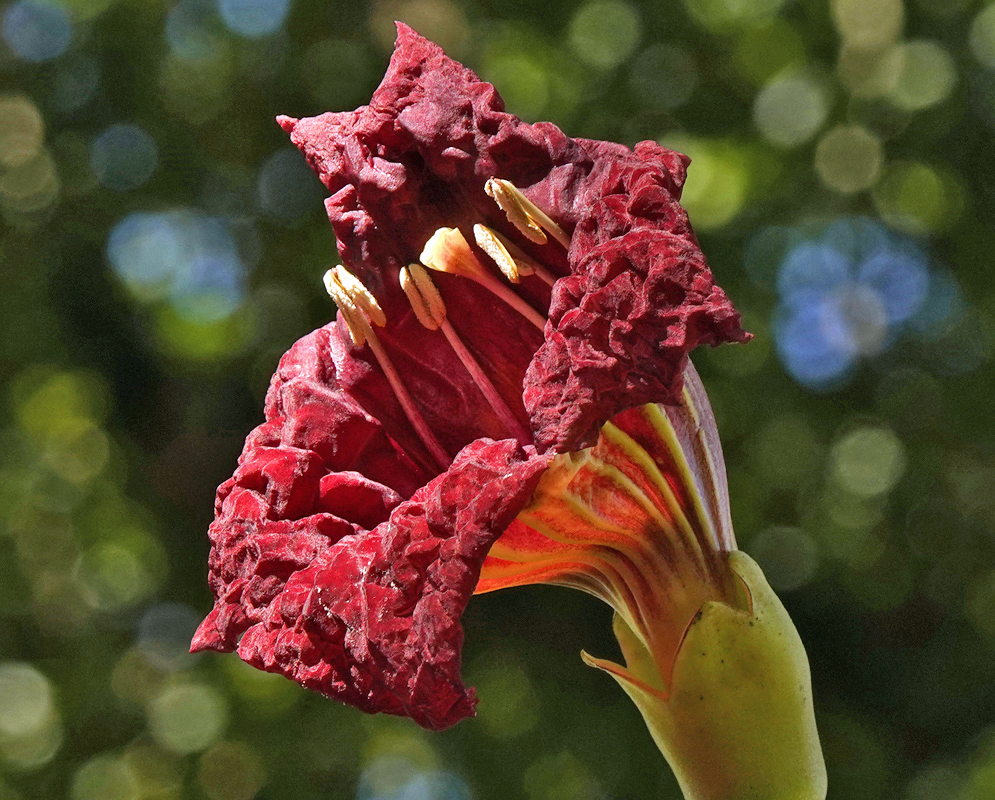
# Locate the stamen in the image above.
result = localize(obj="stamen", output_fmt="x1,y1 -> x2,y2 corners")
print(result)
332,265 -> 386,327
322,269 -> 368,345
474,224 -> 557,288
485,178 -> 570,249
399,264 -> 531,442
323,267 -> 451,472
420,227 -> 547,331
420,227 -> 491,282
399,264 -> 446,330
439,321 -> 531,442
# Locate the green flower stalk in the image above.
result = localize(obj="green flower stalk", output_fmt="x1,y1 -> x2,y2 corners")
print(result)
586,552 -> 825,800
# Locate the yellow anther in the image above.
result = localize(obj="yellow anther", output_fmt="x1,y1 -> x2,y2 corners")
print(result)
332,265 -> 386,328
419,227 -> 490,281
485,178 -> 570,249
323,268 -> 367,346
400,263 -> 447,330
475,224 -> 525,283
420,226 -> 548,331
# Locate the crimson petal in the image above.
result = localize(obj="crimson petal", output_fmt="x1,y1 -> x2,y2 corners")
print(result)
192,328 -> 548,730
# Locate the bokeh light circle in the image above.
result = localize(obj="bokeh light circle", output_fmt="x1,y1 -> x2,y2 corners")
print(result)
872,161 -> 964,234
166,0 -> 223,61
831,0 -> 903,50
70,754 -> 141,800
107,210 -> 247,321
753,74 -> 829,147
814,125 -> 882,193
970,4 -> 995,70
484,50 -> 550,121
149,684 -> 227,754
567,0 -> 641,70
471,661 -> 540,740
822,283 -> 889,357
666,137 -> 748,230
830,426 -> 906,498
888,40 -> 956,112
0,96 -> 44,169
769,218 -> 940,390
0,664 -> 55,739
0,662 -> 62,770
857,250 -> 929,324
1,0 -> 72,63
216,0 -> 291,38
774,296 -> 858,389
778,242 -> 849,302
733,19 -> 806,86
358,757 -> 471,800
107,212 -> 186,294
90,125 -> 158,192
0,149 -> 59,213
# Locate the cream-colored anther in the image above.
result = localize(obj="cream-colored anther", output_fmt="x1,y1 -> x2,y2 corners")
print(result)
420,226 -> 547,331
485,178 -> 570,249
400,263 -> 446,330
332,265 -> 386,328
474,225 -> 561,289
419,227 -> 489,281
474,224 -> 522,282
323,268 -> 367,346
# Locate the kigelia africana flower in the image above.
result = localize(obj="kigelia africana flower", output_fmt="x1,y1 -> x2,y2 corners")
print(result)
192,24 -> 827,800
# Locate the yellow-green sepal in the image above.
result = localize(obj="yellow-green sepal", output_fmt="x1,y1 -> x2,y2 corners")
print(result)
583,551 -> 827,800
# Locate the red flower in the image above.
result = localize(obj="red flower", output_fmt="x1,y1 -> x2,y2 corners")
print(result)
191,24 -> 747,732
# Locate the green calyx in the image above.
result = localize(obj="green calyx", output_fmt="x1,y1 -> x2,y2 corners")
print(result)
583,551 -> 827,800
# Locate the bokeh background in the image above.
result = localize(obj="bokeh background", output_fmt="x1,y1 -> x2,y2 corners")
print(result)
1,0 -> 994,797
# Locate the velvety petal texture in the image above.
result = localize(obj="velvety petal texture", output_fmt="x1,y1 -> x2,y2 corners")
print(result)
192,328 -> 549,729
530,157 -> 748,450
280,23 -> 748,452
193,24 -> 748,730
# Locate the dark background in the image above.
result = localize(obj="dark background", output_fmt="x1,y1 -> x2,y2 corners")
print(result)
1,0 -> 994,798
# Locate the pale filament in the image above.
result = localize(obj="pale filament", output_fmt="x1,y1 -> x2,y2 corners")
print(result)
324,266 -> 451,472
439,320 -> 531,442
400,264 -> 531,442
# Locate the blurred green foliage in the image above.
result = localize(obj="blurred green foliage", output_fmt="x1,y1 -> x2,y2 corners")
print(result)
1,0 -> 995,798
